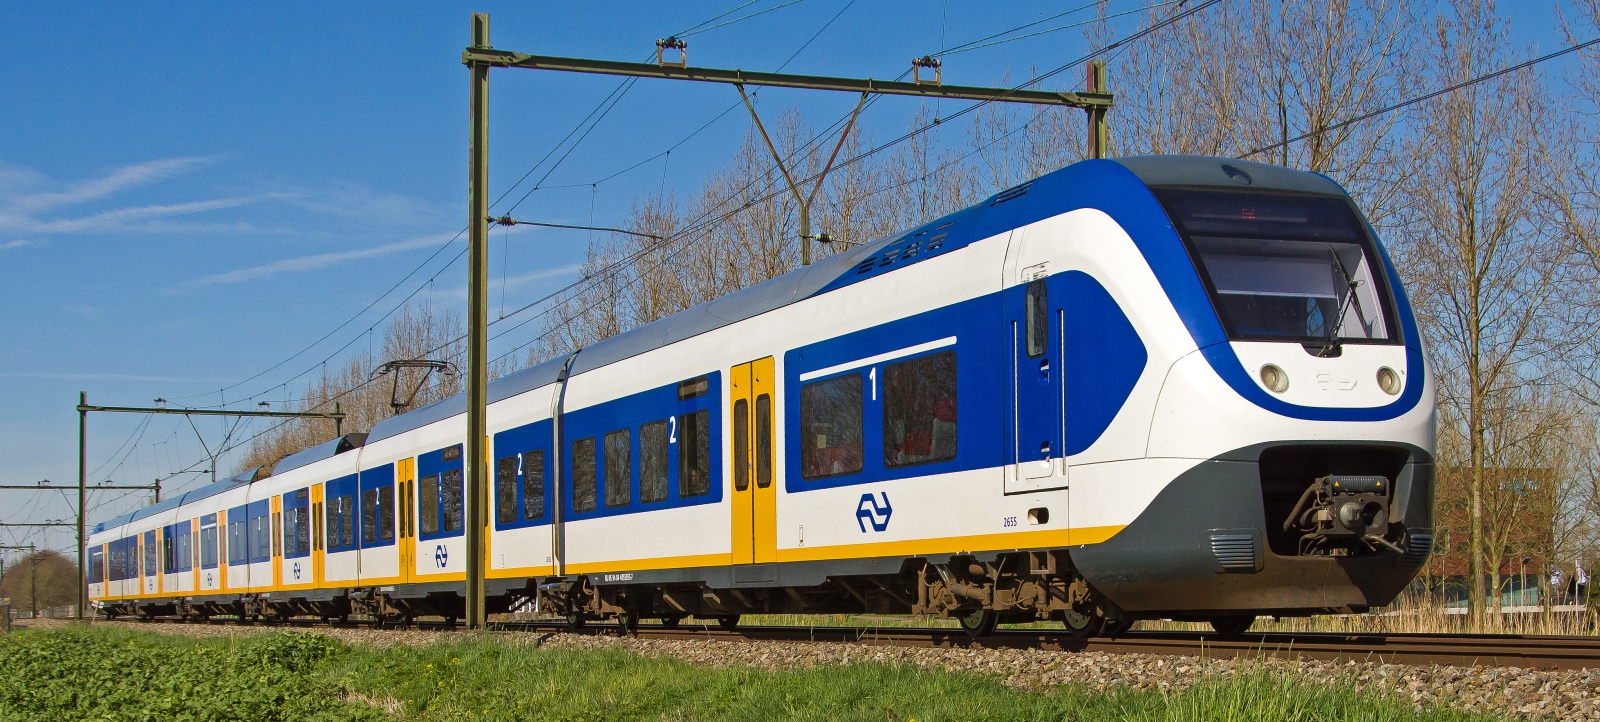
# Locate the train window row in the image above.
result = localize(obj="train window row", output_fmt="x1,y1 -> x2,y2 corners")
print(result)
568,408 -> 712,514
200,515 -> 218,569
800,349 -> 958,480
162,523 -> 193,574
284,489 -> 311,559
420,469 -> 463,535
495,450 -> 545,524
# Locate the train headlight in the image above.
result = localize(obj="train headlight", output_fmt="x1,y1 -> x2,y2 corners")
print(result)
1258,364 -> 1289,393
1376,367 -> 1401,395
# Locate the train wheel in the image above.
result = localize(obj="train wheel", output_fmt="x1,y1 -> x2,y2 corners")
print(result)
659,615 -> 684,629
617,611 -> 639,635
959,609 -> 998,638
1101,618 -> 1134,637
565,613 -> 586,631
1208,616 -> 1255,637
1061,608 -> 1103,638
717,615 -> 741,631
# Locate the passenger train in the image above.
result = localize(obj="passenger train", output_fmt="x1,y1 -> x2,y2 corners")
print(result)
87,155 -> 1435,636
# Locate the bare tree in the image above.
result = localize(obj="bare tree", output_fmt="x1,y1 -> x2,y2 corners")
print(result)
1392,0 -> 1565,621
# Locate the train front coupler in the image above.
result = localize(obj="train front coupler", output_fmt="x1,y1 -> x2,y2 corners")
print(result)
1282,475 -> 1404,556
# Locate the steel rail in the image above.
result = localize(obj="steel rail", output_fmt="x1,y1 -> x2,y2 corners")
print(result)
110,615 -> 1600,670
487,622 -> 1600,670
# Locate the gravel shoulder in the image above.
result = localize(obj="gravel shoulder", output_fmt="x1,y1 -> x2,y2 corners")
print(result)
15,617 -> 1590,720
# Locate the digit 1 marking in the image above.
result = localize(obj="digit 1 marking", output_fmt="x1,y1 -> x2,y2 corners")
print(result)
869,367 -> 877,401
669,415 -> 677,443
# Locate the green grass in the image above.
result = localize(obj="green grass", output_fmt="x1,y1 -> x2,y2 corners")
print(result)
0,625 -> 1504,721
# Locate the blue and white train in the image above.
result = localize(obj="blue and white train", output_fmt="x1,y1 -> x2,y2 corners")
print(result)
87,155 -> 1434,636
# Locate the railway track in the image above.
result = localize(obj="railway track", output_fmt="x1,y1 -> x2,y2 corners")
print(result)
489,621 -> 1600,671
125,616 -> 1600,671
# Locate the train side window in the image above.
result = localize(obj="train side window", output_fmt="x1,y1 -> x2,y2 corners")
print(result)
523,450 -> 545,519
883,350 -> 959,468
604,429 -> 632,508
163,530 -> 175,573
441,469 -> 463,532
378,485 -> 394,540
296,493 -> 310,554
1025,279 -> 1048,358
420,474 -> 440,535
755,394 -> 773,488
341,494 -> 355,546
733,399 -> 750,492
572,437 -> 597,512
324,496 -> 337,549
89,548 -> 104,584
640,420 -> 669,503
800,373 -> 864,480
678,409 -> 710,497
362,488 -> 379,544
201,526 -> 217,568
678,375 -> 710,400
496,456 -> 517,524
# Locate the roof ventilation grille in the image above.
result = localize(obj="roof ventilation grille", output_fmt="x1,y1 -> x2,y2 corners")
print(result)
989,181 -> 1033,206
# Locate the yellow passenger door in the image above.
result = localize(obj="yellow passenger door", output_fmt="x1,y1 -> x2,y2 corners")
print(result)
311,484 -> 325,586
730,357 -> 777,565
398,458 -> 416,584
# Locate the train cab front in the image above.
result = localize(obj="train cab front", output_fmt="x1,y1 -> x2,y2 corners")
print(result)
1072,157 -> 1436,621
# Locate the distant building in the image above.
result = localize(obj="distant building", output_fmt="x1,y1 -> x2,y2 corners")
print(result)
1425,466 -> 1557,607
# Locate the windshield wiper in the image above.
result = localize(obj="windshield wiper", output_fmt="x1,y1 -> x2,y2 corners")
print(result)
1317,246 -> 1366,357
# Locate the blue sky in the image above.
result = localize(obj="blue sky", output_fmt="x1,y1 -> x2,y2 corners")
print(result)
0,0 -> 1573,553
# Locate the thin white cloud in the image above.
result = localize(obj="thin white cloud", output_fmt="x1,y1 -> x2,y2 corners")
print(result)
0,240 -> 27,250
0,372 -> 233,383
182,233 -> 462,288
12,195 -> 275,234
1,156 -> 216,214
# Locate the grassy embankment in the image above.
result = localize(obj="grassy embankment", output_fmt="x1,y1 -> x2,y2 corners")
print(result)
0,625 -> 1501,721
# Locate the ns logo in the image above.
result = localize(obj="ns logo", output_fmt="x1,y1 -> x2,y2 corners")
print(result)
435,545 -> 449,568
856,492 -> 893,533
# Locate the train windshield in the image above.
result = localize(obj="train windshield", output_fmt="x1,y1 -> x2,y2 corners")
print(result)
1153,188 -> 1398,346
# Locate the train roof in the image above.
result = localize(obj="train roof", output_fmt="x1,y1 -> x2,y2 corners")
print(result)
270,433 -> 368,475
1111,155 -> 1345,195
91,467 -> 268,533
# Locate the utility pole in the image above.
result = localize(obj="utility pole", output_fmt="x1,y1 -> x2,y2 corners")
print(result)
1086,60 -> 1108,160
78,391 -> 85,620
72,395 -> 346,620
464,10 -> 491,630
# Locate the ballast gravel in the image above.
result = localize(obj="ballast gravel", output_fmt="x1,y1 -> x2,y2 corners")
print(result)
21,618 -> 1597,720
